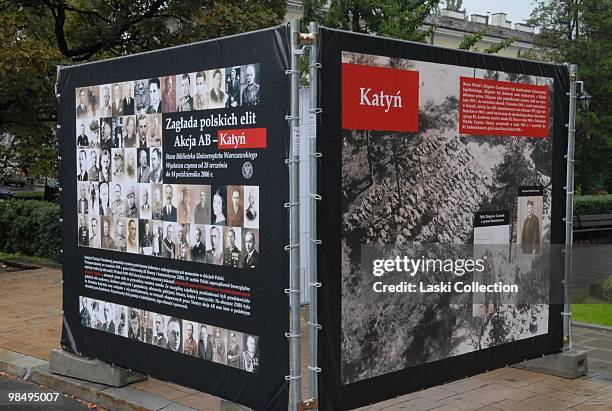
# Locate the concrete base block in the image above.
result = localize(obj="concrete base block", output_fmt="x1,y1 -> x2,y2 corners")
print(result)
513,349 -> 588,379
49,349 -> 147,387
220,399 -> 253,411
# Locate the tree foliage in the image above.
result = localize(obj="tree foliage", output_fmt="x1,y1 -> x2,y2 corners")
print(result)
303,0 -> 440,42
1,0 -> 286,178
530,0 -> 612,194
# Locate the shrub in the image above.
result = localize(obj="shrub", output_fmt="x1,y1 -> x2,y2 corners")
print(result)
602,275 -> 612,304
574,194 -> 612,215
0,199 -> 61,261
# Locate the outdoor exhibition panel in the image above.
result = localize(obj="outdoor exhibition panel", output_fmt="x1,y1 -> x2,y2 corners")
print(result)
58,25 -> 290,410
317,27 -> 569,410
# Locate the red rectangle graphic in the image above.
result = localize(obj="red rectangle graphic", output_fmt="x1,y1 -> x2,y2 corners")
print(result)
459,77 -> 550,138
217,127 -> 267,149
342,63 -> 419,132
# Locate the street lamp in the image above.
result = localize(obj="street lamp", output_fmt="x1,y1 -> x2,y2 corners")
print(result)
579,91 -> 592,193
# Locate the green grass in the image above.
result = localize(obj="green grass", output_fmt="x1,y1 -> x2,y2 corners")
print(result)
571,287 -> 612,326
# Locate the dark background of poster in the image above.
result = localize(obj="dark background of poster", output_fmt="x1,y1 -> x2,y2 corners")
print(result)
317,27 -> 568,410
58,26 -> 290,410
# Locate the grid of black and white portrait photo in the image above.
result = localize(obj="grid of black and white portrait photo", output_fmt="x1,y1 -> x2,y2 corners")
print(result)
79,296 -> 260,373
74,65 -> 261,269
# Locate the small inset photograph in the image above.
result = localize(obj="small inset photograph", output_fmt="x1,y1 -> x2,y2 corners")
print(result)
113,217 -> 127,252
240,64 -> 260,107
225,67 -> 241,108
166,317 -> 183,352
141,310 -> 153,344
176,73 -> 195,112
189,224 -> 207,263
79,296 -> 91,327
152,220 -> 164,257
124,148 -> 138,183
76,117 -> 96,147
126,217 -> 139,253
177,185 -> 193,224
101,301 -> 116,334
115,304 -> 129,337
139,219 -> 154,255
161,76 -> 176,113
88,215 -> 101,248
226,330 -> 244,369
149,147 -> 163,184
76,86 -> 98,119
151,183 -> 164,220
121,81 -> 135,115
242,334 -> 259,373
243,186 -> 259,229
517,186 -> 544,255
112,83 -> 125,116
109,182 -> 126,217
192,185 -> 211,225
192,71 -> 209,110
146,113 -> 162,147
88,181 -> 100,216
100,215 -> 115,250
212,327 -> 227,365
97,84 -> 113,118
147,78 -> 162,114
137,149 -> 150,184
127,307 -> 143,341
111,148 -> 125,182
78,214 -> 89,246
162,221 -> 177,259
211,185 -> 227,226
77,181 -> 90,214
139,183 -> 152,219
227,186 -> 244,227
89,300 -> 104,330
99,118 -> 113,152
123,115 -> 137,148
182,320 -> 199,357
223,227 -> 242,268
77,149 -> 89,181
133,114 -> 147,148
242,229 -> 259,269
99,149 -> 112,183
86,149 -> 100,182
161,184 -> 178,222
134,79 -> 150,116
99,182 -> 111,216
176,223 -> 191,261
205,225 -> 224,265
112,116 -> 124,148
208,68 -> 227,109
198,324 -> 213,360
152,313 -> 168,347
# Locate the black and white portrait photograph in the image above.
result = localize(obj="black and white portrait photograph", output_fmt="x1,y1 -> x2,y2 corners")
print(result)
128,307 -> 143,341
225,67 -> 241,108
152,313 -> 168,347
79,296 -> 91,327
123,115 -> 137,148
111,149 -> 125,183
126,218 -> 139,253
162,184 -> 177,222
77,182 -> 89,214
176,223 -> 190,261
242,335 -> 259,373
208,68 -> 227,109
146,113 -> 162,147
161,76 -> 176,113
121,81 -> 135,115
114,304 -> 128,337
212,327 -> 227,365
517,187 -> 544,255
243,186 -> 259,229
189,225 -> 207,262
166,317 -> 182,352
102,302 -> 116,334
240,64 -> 260,107
139,184 -> 152,219
192,185 -> 211,225
193,71 -> 209,110
88,216 -> 101,248
151,183 -> 163,220
227,185 -> 244,227
242,229 -> 259,269
77,149 -> 89,181
198,324 -> 213,360
162,221 -> 177,259
101,216 -> 115,250
99,118 -> 113,152
176,73 -> 194,112
112,83 -> 124,116
98,182 -> 111,216
97,84 -> 113,118
87,181 -> 99,216
139,219 -> 154,255
147,78 -> 163,113
149,147 -> 163,183
223,227 -> 242,268
177,185 -> 192,224
124,148 -> 137,182
76,86 -> 98,119
205,225 -> 224,266
78,214 -> 89,246
226,330 -> 243,369
211,185 -> 227,226
136,149 -> 150,183
182,320 -> 199,357
113,217 -> 127,252
134,79 -> 150,116
87,149 -> 100,182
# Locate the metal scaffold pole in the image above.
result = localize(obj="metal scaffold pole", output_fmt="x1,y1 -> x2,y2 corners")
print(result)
563,63 -> 577,350
287,18 -> 302,411
307,21 -> 321,409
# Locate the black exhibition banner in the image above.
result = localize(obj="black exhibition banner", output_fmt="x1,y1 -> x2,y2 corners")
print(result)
317,27 -> 568,410
58,25 -> 290,410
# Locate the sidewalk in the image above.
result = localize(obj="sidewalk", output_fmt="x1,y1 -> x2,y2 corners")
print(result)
0,266 -> 611,410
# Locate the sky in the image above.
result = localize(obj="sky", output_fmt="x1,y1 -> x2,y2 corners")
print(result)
458,0 -> 537,25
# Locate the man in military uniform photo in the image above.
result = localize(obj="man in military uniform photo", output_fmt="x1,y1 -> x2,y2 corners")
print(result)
177,73 -> 193,112
178,186 -> 192,224
223,228 -> 242,268
112,150 -> 125,181
80,297 -> 91,327
177,224 -> 190,261
183,322 -> 198,357
101,218 -> 115,249
194,188 -> 210,224
198,324 -> 213,360
125,186 -> 139,218
111,183 -> 126,217
114,218 -> 127,252
241,65 -> 260,107
77,123 -> 89,147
